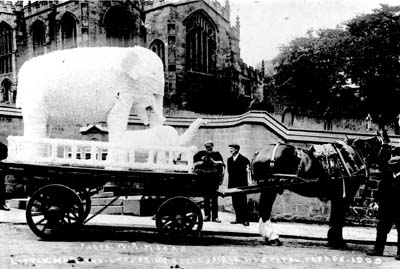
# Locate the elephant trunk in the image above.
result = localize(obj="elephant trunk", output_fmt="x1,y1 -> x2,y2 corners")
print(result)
178,118 -> 206,146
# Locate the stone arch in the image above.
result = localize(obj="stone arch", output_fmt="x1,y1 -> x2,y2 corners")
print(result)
103,5 -> 136,47
0,22 -> 13,75
1,78 -> 12,103
31,19 -> 46,56
60,12 -> 78,49
149,39 -> 165,69
183,9 -> 217,74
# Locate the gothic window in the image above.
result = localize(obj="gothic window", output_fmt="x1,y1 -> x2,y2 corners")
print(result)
0,22 -> 12,74
149,39 -> 165,69
31,20 -> 46,57
184,11 -> 216,74
167,23 -> 175,33
1,78 -> 11,103
168,36 -> 175,45
104,5 -> 135,47
61,13 -> 77,49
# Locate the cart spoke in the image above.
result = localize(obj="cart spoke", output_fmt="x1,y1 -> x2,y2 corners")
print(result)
34,217 -> 47,226
156,197 -> 203,238
161,221 -> 174,230
40,223 -> 51,233
65,216 -> 72,224
30,211 -> 44,217
26,184 -> 84,240
59,217 -> 67,225
32,201 -> 46,212
65,213 -> 78,222
70,209 -> 79,218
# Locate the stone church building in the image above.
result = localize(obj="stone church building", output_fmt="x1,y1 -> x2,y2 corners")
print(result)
0,0 -> 262,114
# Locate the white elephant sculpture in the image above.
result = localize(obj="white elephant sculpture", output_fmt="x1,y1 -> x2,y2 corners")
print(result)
113,116 -> 209,165
120,117 -> 209,147
16,46 -> 165,145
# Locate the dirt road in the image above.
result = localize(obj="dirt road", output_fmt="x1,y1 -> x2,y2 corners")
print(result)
0,223 -> 398,269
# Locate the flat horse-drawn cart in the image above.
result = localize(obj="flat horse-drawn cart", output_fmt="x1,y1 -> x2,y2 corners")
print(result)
0,136 -> 211,240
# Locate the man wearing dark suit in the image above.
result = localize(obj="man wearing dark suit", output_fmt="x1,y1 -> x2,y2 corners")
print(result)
368,154 -> 400,260
227,143 -> 250,226
193,140 -> 225,222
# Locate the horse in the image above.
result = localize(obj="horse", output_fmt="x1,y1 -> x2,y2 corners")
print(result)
252,131 -> 391,248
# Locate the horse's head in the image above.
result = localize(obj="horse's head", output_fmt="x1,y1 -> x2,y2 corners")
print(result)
351,130 -> 391,170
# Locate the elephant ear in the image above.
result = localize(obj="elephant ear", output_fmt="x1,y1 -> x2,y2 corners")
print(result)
121,50 -> 140,81
121,47 -> 165,98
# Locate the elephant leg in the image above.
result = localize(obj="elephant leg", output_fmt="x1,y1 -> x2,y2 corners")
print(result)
154,94 -> 165,124
134,94 -> 165,127
22,113 -> 47,161
106,92 -> 134,164
107,92 -> 134,142
23,114 -> 46,139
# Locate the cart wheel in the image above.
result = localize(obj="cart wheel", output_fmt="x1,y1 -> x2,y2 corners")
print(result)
26,184 -> 84,240
155,196 -> 203,238
76,188 -> 92,220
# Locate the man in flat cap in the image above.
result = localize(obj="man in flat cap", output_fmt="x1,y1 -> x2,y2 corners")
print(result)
227,143 -> 250,226
193,140 -> 225,222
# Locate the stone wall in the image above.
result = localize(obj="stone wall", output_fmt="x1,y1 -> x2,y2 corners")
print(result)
0,2 -> 23,104
22,1 -> 144,59
144,0 -> 241,102
1,0 -> 260,113
0,109 -> 390,225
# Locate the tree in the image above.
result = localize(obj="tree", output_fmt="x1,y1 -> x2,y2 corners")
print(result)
272,27 -> 350,114
345,4 -> 400,119
270,4 -> 400,119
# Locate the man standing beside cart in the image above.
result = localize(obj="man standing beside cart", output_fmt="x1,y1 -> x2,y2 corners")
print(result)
227,143 -> 250,226
368,150 -> 400,260
193,140 -> 225,222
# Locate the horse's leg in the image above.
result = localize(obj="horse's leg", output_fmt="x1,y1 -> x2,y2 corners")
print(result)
258,190 -> 280,244
259,190 -> 277,222
328,181 -> 360,248
328,198 -> 346,248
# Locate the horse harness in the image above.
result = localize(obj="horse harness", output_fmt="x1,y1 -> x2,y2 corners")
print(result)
269,142 -> 367,198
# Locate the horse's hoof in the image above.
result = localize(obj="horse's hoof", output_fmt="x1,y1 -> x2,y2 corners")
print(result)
264,239 -> 282,246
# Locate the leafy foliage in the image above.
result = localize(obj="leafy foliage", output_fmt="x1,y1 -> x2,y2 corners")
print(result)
269,4 -> 400,120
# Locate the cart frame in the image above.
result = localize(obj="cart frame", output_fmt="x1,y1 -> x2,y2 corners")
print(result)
0,161 -> 212,240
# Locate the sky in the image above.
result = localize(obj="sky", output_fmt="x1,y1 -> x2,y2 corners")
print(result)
228,0 -> 400,66
11,0 -> 400,66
